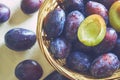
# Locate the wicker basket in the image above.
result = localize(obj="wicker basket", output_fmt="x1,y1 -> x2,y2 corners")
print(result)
36,0 -> 120,79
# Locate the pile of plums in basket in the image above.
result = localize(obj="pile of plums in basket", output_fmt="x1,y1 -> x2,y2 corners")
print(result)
43,0 -> 120,78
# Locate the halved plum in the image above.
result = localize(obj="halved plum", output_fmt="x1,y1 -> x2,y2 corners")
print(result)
109,1 -> 120,32
77,14 -> 106,46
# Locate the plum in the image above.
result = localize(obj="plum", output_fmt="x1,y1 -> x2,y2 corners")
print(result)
64,10 -> 84,42
83,0 -> 89,4
44,8 -> 66,39
63,0 -> 85,14
93,28 -> 117,54
49,38 -> 71,59
5,28 -> 36,51
0,3 -> 10,23
90,53 -> 120,78
66,51 -> 91,74
15,60 -> 43,80
73,39 -> 93,53
93,0 -> 118,10
44,71 -> 69,80
85,1 -> 108,24
21,0 -> 43,14
113,37 -> 120,54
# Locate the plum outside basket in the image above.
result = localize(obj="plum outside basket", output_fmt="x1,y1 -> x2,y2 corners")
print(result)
36,0 -> 120,80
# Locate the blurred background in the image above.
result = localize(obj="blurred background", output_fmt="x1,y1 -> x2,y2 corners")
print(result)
0,0 -> 54,80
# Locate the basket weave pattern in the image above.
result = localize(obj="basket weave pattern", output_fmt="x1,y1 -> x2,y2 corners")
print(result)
36,0 -> 120,79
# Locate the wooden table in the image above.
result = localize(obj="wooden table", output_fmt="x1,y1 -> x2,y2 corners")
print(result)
0,0 -> 54,80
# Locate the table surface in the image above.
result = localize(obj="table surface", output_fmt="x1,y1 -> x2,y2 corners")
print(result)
0,0 -> 54,80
